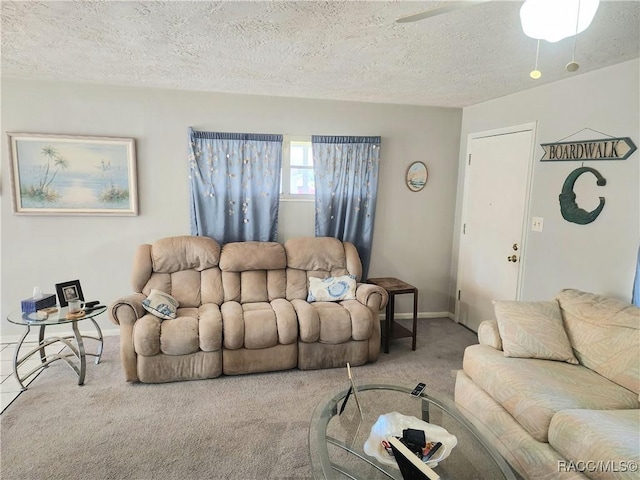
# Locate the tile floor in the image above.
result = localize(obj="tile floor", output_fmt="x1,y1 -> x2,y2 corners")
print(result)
1,342 -> 63,413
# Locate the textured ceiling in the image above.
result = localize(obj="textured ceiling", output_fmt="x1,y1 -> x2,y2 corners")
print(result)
1,1 -> 639,108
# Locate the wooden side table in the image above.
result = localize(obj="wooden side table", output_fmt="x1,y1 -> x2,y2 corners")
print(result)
367,277 -> 418,353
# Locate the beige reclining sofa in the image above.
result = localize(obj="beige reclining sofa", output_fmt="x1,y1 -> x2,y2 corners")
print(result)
109,235 -> 388,383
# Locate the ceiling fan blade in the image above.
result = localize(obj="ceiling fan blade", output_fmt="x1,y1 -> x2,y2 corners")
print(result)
395,0 -> 491,23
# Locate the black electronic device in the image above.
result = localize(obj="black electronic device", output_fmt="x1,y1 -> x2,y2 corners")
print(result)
403,429 -> 426,450
388,437 -> 440,480
83,305 -> 106,314
84,300 -> 100,308
410,382 -> 426,397
422,442 -> 443,462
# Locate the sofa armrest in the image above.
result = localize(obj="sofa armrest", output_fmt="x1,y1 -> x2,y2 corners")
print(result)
478,320 -> 503,350
108,293 -> 146,383
109,293 -> 146,326
355,283 -> 389,311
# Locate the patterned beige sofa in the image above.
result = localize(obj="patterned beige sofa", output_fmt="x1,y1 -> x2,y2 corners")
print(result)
455,289 -> 640,480
109,235 -> 388,383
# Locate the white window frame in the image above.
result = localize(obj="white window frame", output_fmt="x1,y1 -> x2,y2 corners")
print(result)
281,135 -> 315,201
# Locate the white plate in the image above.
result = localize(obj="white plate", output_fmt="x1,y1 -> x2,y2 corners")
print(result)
363,412 -> 457,468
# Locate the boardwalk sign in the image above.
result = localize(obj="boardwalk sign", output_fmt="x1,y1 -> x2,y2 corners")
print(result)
541,137 -> 636,162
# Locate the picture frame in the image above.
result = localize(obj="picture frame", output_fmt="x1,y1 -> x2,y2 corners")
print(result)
346,362 -> 363,419
8,133 -> 138,215
55,280 -> 84,307
406,161 -> 428,192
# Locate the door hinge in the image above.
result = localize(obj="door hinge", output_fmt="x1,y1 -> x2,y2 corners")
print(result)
468,154 -> 471,165
463,223 -> 466,234
457,290 -> 461,301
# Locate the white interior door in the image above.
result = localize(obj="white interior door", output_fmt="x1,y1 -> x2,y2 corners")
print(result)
456,124 -> 535,331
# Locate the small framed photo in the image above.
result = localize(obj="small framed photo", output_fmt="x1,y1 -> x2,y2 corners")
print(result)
406,161 -> 428,192
8,132 -> 138,216
346,362 -> 363,419
55,280 -> 84,307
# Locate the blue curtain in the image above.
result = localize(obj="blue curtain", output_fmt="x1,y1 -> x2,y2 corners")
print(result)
188,128 -> 283,243
312,135 -> 381,279
633,244 -> 640,306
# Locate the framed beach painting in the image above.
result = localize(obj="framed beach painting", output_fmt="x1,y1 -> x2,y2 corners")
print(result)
406,161 -> 428,192
8,133 -> 138,215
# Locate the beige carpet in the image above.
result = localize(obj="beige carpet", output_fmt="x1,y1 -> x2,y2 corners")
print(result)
0,318 -> 477,480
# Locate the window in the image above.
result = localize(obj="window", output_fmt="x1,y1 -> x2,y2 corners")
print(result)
281,136 -> 315,200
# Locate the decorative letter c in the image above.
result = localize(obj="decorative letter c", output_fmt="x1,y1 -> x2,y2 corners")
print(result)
559,167 -> 606,225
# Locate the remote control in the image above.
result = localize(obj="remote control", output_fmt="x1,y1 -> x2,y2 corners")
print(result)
423,441 -> 443,461
83,305 -> 106,313
84,300 -> 100,308
410,382 -> 426,397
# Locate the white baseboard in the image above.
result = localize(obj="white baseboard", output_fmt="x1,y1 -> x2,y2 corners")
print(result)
1,327 -> 120,345
379,311 -> 454,320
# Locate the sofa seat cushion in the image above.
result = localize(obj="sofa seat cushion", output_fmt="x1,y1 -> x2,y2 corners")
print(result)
463,344 -> 640,442
292,298 -> 372,344
221,299 -> 298,350
549,409 -> 640,480
133,304 -> 222,356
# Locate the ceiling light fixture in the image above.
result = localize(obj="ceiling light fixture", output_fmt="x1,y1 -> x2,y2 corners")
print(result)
520,0 -> 600,43
521,0 -> 599,79
530,40 -> 542,79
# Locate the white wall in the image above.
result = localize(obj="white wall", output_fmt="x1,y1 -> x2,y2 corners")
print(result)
451,60 -> 640,310
1,79 -> 462,341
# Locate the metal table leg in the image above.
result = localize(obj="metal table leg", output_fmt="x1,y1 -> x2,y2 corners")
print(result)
38,325 -> 47,363
71,320 -> 87,385
13,326 -> 31,391
85,318 -> 104,364
12,326 -> 81,389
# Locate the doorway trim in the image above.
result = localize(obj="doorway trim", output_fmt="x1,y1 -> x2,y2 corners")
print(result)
455,122 -> 538,325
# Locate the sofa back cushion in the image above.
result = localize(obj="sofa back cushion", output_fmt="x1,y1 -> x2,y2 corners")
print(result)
284,237 -> 362,300
133,236 -> 223,308
219,242 -> 287,303
555,288 -> 640,394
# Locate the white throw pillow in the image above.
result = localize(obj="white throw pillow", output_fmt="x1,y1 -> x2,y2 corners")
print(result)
142,289 -> 179,320
493,299 -> 578,364
307,275 -> 357,302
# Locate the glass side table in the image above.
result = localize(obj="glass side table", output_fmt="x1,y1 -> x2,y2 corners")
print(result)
6,306 -> 106,390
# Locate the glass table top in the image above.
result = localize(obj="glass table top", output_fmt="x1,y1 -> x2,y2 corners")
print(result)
7,305 -> 107,326
309,379 -> 516,480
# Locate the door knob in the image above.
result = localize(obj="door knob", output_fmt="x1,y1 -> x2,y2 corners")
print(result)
507,255 -> 518,262
512,243 -> 519,251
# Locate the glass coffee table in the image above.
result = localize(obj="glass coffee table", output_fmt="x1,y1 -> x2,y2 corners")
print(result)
309,380 -> 516,480
6,306 -> 106,390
